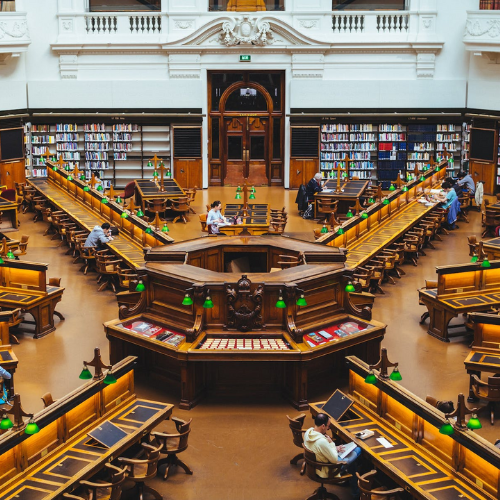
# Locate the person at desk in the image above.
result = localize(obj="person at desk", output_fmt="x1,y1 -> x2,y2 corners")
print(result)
306,173 -> 326,202
456,171 -> 475,195
84,222 -> 114,250
304,413 -> 361,498
207,200 -> 230,234
436,181 -> 457,209
0,365 -> 11,405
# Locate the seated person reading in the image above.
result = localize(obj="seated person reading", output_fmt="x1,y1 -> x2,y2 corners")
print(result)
436,181 -> 457,209
207,201 -> 230,233
84,222 -> 114,250
0,365 -> 11,405
456,171 -> 475,195
304,413 -> 361,498
306,173 -> 326,202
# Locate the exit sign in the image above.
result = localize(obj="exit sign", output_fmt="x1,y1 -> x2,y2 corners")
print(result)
240,55 -> 251,62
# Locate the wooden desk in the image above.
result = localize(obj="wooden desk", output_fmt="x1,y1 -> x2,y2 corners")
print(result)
134,178 -> 186,212
0,356 -> 173,500
482,237 -> 500,261
0,196 -> 18,230
0,260 -> 64,338
487,201 -> 500,212
0,345 -> 18,399
107,236 -> 385,410
419,261 -> 500,342
310,356 -> 500,500
219,203 -> 271,236
464,312 -> 500,401
314,179 -> 369,218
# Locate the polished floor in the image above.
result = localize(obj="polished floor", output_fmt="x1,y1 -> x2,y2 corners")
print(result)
9,187 -> 499,500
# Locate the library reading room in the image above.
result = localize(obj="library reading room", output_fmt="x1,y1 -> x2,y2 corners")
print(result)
1,0 -> 500,499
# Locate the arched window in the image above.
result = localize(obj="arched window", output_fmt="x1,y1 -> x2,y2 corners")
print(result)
224,87 -> 268,112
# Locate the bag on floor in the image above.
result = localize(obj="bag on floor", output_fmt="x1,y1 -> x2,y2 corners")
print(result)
302,204 -> 313,220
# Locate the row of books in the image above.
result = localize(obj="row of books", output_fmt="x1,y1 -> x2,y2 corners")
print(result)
320,144 -> 377,152
480,0 -> 500,9
320,151 -> 372,160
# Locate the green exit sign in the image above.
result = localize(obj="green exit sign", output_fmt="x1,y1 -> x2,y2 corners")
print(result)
240,55 -> 251,62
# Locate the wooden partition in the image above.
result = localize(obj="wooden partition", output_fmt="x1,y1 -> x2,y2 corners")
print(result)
310,356 -> 500,500
317,161 -> 446,250
0,356 -> 173,500
0,260 -> 47,291
46,163 -> 174,250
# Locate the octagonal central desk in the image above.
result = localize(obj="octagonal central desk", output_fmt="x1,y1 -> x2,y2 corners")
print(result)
105,235 -> 386,410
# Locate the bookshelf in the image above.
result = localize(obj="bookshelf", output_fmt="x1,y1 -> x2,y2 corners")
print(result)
378,124 -> 406,188
498,130 -> 500,186
462,122 -> 470,171
23,122 -> 171,188
436,124 -> 462,173
320,123 -> 377,181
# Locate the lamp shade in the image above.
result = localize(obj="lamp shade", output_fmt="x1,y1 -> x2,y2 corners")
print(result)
83,185 -> 90,192
471,255 -> 479,263
6,251 -> 15,260
67,175 -> 73,181
145,227 -> 153,234
276,291 -> 286,309
203,295 -> 214,308
96,185 -> 103,191
135,280 -> 145,292
389,367 -> 402,381
420,175 -> 425,181
147,160 -> 153,167
337,227 -> 344,235
79,366 -> 92,380
136,209 -> 144,217
103,370 -> 117,385
361,212 -> 368,219
368,197 -> 375,204
159,161 -> 164,168
383,199 -> 389,205
249,193 -> 256,200
389,184 -> 395,191
0,415 -> 13,430
364,371 -> 377,384
435,166 -> 440,171
182,293 -> 193,306
402,185 -> 408,192
235,193 -> 242,200
25,420 -> 40,435
236,185 -> 242,192
153,170 -> 159,178
346,210 -> 353,218
439,421 -> 454,435
116,196 -> 122,204
80,174 -> 86,180
162,224 -> 169,233
345,282 -> 356,293
320,225 -> 328,234
296,294 -> 307,307
120,211 -> 128,219
0,256 -> 4,265
53,166 -> 58,171
481,258 -> 491,268
251,186 -> 256,193
467,414 -> 482,430
101,197 -> 108,204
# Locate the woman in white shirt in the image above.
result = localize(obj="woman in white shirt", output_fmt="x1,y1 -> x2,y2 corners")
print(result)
207,200 -> 229,233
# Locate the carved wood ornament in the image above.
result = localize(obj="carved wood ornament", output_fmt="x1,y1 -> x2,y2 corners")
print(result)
225,275 -> 263,332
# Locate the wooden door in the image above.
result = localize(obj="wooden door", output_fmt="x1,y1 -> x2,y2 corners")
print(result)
0,160 -> 25,189
175,159 -> 202,189
470,160 -> 496,196
247,117 -> 268,186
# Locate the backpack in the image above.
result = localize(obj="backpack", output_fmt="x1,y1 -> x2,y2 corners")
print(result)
302,204 -> 313,220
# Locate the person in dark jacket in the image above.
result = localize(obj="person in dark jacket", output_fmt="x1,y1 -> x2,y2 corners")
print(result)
306,173 -> 325,202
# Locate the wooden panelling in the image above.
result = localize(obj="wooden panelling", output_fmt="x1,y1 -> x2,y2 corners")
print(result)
289,158 -> 318,189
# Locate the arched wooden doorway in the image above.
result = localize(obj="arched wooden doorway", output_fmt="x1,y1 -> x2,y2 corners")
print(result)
208,71 -> 284,186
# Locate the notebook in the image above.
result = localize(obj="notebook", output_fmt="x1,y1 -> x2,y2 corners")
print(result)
338,441 -> 357,459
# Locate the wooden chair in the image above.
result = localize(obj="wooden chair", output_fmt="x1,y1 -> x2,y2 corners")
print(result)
402,235 -> 420,266
481,209 -> 500,238
151,417 -> 193,481
471,375 -> 500,425
287,413 -> 306,475
277,254 -> 300,269
365,260 -> 385,295
32,197 -> 47,222
419,280 -> 438,324
199,213 -> 208,233
12,235 -> 29,259
270,206 -> 287,218
145,198 -> 168,216
316,199 -> 338,221
357,470 -> 403,500
481,199 -> 490,226
21,185 -> 36,214
47,277 -> 65,321
95,252 -> 122,293
117,267 -> 138,291
184,187 -> 197,214
63,464 -> 128,500
41,392 -> 56,408
118,442 -> 163,499
171,197 -> 190,224
352,267 -> 373,292
117,181 -> 135,201
387,243 -> 406,278
373,253 -> 397,285
78,245 -> 97,275
268,219 -> 287,235
303,444 -> 351,500
467,235 -> 478,257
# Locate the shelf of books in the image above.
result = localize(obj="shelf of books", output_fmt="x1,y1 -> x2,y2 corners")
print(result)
378,124 -> 406,188
498,130 -> 500,186
436,124 -> 461,173
320,123 -> 377,181
462,122 -> 470,171
23,122 -> 171,188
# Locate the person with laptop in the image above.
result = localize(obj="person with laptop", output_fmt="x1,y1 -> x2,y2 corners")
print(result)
304,413 -> 362,499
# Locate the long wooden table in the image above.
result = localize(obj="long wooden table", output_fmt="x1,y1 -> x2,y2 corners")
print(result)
314,179 -> 369,218
482,237 -> 500,261
419,261 -> 500,341
219,203 -> 271,236
310,356 -> 500,500
0,260 -> 64,338
134,178 -> 186,212
0,356 -> 173,500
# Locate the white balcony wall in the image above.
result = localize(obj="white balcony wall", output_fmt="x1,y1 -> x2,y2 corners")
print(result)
0,0 -> 497,113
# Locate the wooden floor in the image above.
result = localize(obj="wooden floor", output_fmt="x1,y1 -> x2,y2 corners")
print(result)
10,186 -> 499,500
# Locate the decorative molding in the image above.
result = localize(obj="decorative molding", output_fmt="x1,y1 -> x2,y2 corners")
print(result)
174,20 -> 195,30
170,73 -> 200,78
219,16 -> 276,46
0,19 -> 29,39
298,19 -> 318,30
0,13 -> 31,59
465,19 -> 500,38
59,53 -> 78,79
416,52 -> 436,79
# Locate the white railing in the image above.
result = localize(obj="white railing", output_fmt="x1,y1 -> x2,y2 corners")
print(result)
84,13 -> 162,35
332,12 -> 409,35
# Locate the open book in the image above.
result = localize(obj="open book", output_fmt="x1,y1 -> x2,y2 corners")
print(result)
338,441 -> 357,459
